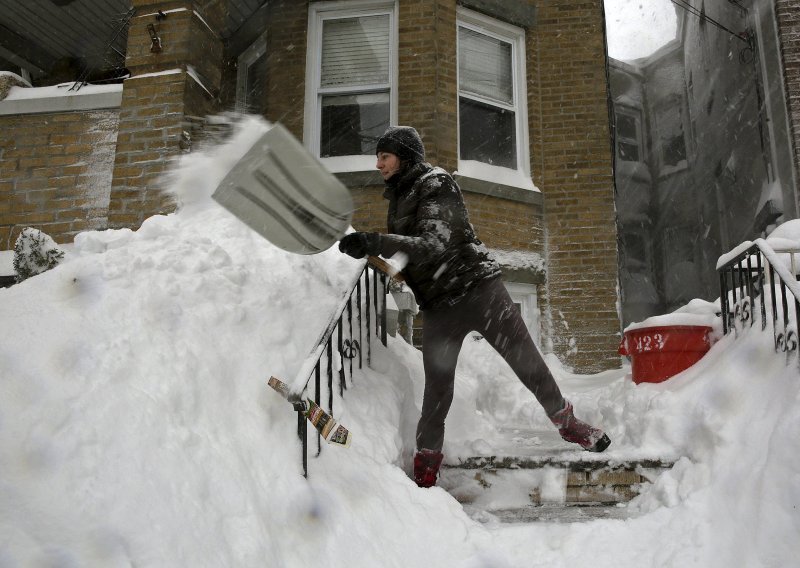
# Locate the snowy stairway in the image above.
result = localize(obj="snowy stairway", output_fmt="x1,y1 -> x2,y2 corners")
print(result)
438,430 -> 674,523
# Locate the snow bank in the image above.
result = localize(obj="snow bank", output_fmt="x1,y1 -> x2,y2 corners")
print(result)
1,116 -> 799,567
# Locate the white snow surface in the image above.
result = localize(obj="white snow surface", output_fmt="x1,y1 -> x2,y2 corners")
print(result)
1,117 -> 799,567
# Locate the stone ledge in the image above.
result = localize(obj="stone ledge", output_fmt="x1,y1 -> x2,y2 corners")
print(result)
0,86 -> 123,115
455,174 -> 543,206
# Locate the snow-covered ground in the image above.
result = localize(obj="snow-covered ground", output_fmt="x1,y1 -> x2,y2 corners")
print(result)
1,118 -> 799,567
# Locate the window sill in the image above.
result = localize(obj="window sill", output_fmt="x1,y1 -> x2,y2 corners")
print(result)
454,161 -> 541,206
320,155 -> 376,173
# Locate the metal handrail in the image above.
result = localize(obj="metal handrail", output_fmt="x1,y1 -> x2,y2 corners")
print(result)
288,256 -> 401,477
717,239 -> 800,358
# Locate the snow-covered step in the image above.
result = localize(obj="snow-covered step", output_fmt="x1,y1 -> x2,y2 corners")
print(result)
438,457 -> 674,523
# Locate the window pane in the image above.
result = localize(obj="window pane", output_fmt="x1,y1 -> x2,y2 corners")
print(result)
458,26 -> 513,104
459,97 -> 516,169
244,52 -> 267,113
320,92 -> 389,157
321,15 -> 390,88
618,141 -> 639,162
616,113 -> 637,139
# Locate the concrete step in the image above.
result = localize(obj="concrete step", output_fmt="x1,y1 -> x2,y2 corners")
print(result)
439,456 -> 674,524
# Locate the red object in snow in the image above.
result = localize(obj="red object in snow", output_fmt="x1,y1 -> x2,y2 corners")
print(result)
619,325 -> 714,384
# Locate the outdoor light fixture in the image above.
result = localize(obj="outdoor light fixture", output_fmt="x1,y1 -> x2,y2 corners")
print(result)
147,23 -> 162,53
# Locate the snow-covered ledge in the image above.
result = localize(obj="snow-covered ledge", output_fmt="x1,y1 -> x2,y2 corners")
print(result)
0,249 -> 13,277
0,82 -> 123,115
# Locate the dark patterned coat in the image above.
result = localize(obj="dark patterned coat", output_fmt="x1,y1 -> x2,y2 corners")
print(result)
377,162 -> 501,309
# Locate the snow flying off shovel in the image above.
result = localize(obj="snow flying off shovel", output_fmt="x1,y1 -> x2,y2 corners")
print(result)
212,123 -> 354,254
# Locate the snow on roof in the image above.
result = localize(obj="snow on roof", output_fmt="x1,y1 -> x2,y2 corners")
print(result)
3,82 -> 122,101
0,81 -> 123,115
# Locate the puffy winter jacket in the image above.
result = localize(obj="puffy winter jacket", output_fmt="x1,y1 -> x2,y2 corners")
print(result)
377,161 -> 501,309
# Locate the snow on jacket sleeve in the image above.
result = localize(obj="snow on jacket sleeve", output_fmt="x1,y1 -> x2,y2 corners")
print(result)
378,172 -> 459,260
375,169 -> 501,309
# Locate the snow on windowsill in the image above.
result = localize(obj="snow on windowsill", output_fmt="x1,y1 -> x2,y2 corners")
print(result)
0,250 -> 13,277
320,155 -> 377,174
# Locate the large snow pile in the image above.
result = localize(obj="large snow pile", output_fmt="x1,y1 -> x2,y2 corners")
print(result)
1,117 -> 798,567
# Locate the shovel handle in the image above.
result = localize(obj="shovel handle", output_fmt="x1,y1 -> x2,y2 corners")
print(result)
367,256 -> 405,282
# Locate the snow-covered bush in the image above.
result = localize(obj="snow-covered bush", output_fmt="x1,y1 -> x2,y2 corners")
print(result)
13,227 -> 65,282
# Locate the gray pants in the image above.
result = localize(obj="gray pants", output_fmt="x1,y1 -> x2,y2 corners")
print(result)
417,277 -> 565,451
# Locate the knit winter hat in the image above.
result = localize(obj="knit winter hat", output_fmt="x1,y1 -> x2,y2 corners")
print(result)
376,126 -> 425,163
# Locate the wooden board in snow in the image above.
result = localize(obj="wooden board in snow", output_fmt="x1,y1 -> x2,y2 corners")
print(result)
212,123 -> 353,254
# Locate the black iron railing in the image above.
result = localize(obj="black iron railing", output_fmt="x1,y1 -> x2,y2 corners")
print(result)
717,239 -> 800,358
286,256 -> 400,476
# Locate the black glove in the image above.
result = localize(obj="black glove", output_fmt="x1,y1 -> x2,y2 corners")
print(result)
338,232 -> 382,259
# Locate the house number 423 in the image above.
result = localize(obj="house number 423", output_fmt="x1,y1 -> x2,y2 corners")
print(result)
635,333 -> 666,352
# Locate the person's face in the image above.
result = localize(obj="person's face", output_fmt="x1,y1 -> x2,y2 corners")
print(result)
376,152 -> 401,180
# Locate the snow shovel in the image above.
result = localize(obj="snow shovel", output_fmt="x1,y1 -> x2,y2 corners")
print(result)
212,122 -> 353,255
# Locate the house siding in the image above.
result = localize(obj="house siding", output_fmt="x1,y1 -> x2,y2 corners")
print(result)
0,108 -> 119,248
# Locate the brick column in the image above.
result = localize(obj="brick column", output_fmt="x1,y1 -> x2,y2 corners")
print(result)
397,0 -> 458,172
775,0 -> 800,208
534,1 -> 620,372
108,0 -> 224,229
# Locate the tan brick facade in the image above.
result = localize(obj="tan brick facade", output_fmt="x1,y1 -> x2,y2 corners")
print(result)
534,0 -> 619,371
108,0 -> 224,229
0,109 -> 119,248
0,0 -> 620,372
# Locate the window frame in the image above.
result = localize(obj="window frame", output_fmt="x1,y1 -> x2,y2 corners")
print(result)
304,0 -> 398,172
456,7 -> 533,190
653,95 -> 690,177
614,105 -> 644,163
504,281 -> 541,346
236,33 -> 268,114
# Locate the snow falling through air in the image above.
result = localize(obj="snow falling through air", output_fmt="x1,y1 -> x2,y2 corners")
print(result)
1,117 -> 799,567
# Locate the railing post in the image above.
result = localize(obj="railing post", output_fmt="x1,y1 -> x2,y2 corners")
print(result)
357,278 -> 363,370
298,408 -> 308,478
720,269 -> 730,335
365,267 -> 372,366
315,362 -> 321,457
380,273 -> 388,346
769,263 -> 779,350
757,253 -> 766,330
338,315 -> 346,397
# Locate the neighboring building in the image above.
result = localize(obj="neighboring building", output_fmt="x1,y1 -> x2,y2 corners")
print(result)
610,0 -> 800,327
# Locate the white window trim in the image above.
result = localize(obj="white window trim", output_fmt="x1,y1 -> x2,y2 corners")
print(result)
236,33 -> 267,113
455,7 -> 532,190
505,281 -> 541,346
304,0 -> 398,173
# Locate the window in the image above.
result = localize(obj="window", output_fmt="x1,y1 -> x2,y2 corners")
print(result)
615,107 -> 642,162
305,1 -> 397,171
457,8 -> 531,189
654,98 -> 688,175
236,35 -> 267,114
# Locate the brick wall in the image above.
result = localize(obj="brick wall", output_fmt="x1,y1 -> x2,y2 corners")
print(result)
0,108 -> 119,248
264,0 -> 309,141
533,1 -> 620,371
108,0 -> 224,229
776,0 -> 800,198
